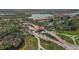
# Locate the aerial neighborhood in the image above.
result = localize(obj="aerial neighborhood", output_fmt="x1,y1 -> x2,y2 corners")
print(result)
0,9 -> 79,50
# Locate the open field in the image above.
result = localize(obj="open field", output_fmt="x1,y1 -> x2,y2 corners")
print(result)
20,33 -> 38,50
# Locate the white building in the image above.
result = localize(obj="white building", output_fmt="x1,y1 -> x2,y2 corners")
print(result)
29,14 -> 53,22
64,12 -> 79,17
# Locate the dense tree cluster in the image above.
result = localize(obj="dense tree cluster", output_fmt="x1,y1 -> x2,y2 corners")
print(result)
52,15 -> 79,31
0,16 -> 23,50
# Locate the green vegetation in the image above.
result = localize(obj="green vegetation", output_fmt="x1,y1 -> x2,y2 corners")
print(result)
56,28 -> 79,44
0,12 -> 79,50
21,32 -> 38,50
0,16 -> 22,50
58,34 -> 74,44
58,29 -> 79,35
40,40 -> 64,50
75,39 -> 79,45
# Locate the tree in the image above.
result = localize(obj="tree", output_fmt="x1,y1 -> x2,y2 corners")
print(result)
53,16 -> 78,31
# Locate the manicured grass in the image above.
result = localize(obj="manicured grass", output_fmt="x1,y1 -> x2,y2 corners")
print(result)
56,28 -> 79,44
58,34 -> 74,44
40,40 -> 64,50
58,28 -> 79,35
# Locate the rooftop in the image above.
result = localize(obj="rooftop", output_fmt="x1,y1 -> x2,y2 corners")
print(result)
31,14 -> 52,20
64,12 -> 79,16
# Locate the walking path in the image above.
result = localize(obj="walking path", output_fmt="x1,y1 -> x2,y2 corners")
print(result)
17,18 -> 79,50
58,33 -> 79,47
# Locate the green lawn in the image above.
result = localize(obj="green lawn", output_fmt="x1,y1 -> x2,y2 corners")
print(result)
40,40 -> 64,50
58,28 -> 79,35
58,34 -> 74,44
56,28 -> 79,44
20,32 -> 65,50
20,33 -> 38,50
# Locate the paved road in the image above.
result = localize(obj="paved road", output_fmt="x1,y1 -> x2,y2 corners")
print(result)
33,32 -> 46,50
18,19 -> 79,50
58,33 -> 79,47
28,22 -> 79,49
33,31 -> 79,50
